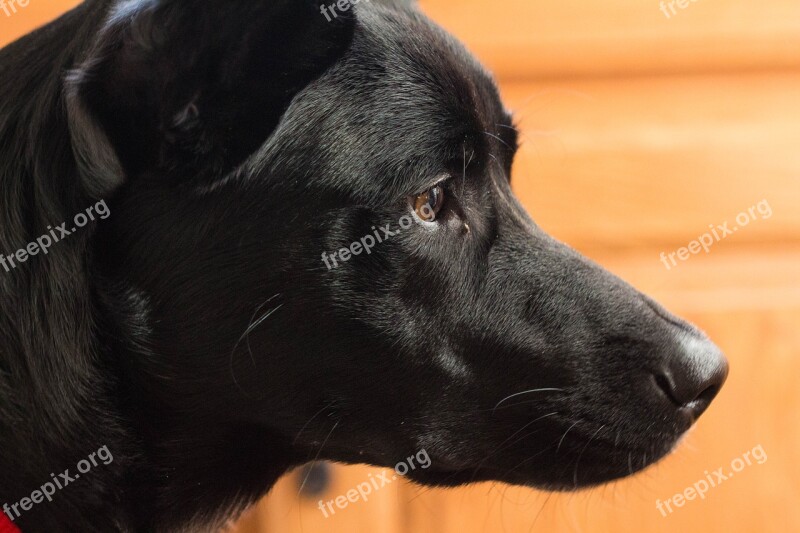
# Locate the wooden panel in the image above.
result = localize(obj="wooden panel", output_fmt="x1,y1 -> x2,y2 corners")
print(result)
420,0 -> 800,79
503,72 -> 800,251
585,245 -> 800,314
0,0 -> 81,47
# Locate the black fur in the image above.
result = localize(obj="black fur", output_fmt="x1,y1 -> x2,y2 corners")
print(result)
0,1 -> 727,531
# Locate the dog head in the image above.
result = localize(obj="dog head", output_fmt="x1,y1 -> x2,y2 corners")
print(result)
74,0 -> 727,495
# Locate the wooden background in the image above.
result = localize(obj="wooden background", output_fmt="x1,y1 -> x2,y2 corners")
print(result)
2,1 -> 798,532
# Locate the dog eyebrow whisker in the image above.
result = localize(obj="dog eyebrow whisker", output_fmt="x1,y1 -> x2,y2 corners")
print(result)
486,152 -> 508,180
466,148 -> 476,169
492,388 -> 565,413
495,123 -> 518,133
482,130 -> 513,151
462,142 -> 466,190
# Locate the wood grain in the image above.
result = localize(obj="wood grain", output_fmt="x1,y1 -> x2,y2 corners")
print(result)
420,0 -> 800,79
502,73 -> 800,251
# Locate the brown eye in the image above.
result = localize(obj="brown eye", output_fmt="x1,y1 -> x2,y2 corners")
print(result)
413,184 -> 445,222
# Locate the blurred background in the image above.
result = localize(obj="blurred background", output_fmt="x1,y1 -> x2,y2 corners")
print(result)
2,1 -> 798,532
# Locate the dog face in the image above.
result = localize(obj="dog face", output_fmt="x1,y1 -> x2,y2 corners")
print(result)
78,0 -> 727,496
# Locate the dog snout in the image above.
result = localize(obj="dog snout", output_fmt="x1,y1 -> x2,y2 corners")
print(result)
651,330 -> 729,421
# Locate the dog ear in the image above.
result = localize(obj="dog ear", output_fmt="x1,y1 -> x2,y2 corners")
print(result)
68,0 -> 354,191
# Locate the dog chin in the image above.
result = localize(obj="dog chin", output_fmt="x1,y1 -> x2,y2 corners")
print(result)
404,436 -> 679,491
527,439 -> 680,491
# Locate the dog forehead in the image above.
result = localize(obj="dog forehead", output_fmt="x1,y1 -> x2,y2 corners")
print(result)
332,6 -> 501,194
243,2 -> 504,202
353,2 -> 496,105
351,14 -> 503,197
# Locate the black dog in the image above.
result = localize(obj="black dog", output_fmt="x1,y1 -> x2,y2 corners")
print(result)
0,0 -> 728,530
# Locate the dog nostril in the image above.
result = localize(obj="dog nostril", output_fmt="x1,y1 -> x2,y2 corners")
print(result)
653,373 -> 681,406
652,334 -> 729,420
683,376 -> 725,416
690,383 -> 721,408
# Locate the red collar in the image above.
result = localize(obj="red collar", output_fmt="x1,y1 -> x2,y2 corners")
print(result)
0,511 -> 20,533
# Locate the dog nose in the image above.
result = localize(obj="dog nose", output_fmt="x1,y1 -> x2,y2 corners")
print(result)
652,333 -> 729,420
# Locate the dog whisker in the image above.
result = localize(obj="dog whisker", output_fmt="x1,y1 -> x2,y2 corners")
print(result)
572,424 -> 605,488
292,402 -> 337,445
556,421 -> 579,454
469,412 -> 559,482
493,388 -> 564,413
243,304 -> 283,355
228,295 -> 282,396
499,443 -> 553,481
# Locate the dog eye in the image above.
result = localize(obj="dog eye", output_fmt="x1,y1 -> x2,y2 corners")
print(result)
413,184 -> 445,222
